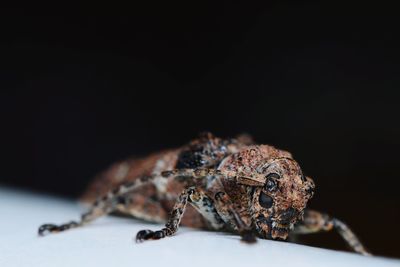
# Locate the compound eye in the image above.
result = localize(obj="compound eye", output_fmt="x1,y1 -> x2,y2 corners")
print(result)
259,192 -> 274,209
265,173 -> 280,192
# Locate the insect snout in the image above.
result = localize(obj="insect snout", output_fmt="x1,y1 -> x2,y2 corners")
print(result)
279,207 -> 298,224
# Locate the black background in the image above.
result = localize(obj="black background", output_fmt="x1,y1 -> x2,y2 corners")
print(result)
1,1 -> 399,258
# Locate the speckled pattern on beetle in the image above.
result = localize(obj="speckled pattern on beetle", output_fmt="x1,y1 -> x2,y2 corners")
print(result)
38,132 -> 370,255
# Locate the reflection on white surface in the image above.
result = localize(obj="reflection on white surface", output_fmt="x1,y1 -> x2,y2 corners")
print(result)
0,187 -> 399,267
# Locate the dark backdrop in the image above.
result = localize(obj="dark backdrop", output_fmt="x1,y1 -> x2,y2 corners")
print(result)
1,1 -> 399,258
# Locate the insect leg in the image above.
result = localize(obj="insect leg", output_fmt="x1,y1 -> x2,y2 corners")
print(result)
185,188 -> 225,230
38,174 -> 160,236
162,168 -> 256,242
135,187 -> 194,242
213,191 -> 257,243
292,209 -> 371,255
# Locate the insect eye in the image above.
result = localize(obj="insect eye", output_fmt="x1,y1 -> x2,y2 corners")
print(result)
265,173 -> 280,192
259,192 -> 274,209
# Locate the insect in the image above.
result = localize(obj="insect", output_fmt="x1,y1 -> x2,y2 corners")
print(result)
38,132 -> 370,255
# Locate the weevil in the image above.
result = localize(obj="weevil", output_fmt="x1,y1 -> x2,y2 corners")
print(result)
38,132 -> 370,255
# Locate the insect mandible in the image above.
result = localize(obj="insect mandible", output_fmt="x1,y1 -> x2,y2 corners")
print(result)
38,132 -> 370,255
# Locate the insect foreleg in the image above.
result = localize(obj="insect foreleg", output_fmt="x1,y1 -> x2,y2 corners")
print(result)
213,191 -> 256,243
292,209 -> 371,255
185,188 -> 225,230
162,168 -> 256,243
136,187 -> 194,242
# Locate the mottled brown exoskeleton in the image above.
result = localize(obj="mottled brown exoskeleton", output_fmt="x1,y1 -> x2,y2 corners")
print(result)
38,133 -> 370,255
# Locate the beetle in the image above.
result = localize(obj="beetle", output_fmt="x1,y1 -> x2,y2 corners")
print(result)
38,132 -> 370,255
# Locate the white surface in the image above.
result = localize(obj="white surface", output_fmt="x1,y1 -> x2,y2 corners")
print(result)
0,187 -> 399,267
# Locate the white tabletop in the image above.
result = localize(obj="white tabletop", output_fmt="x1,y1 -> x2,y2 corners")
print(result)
0,187 -> 399,267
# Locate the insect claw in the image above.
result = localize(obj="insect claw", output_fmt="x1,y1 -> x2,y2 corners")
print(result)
240,230 -> 257,244
38,224 -> 58,236
135,229 -> 154,243
38,221 -> 80,236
